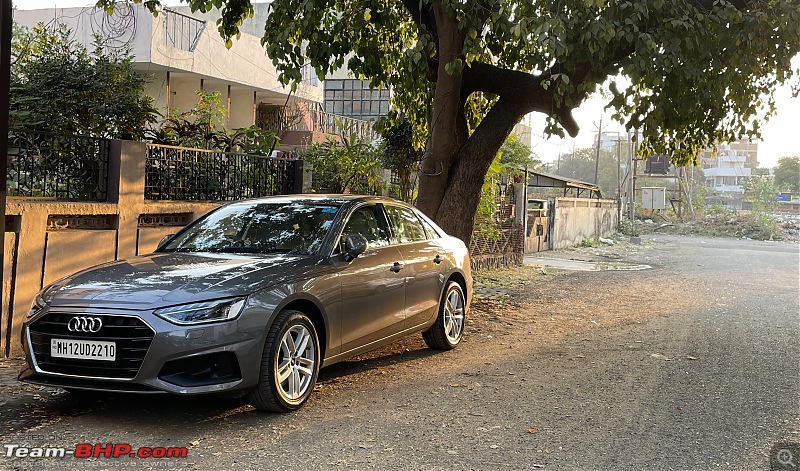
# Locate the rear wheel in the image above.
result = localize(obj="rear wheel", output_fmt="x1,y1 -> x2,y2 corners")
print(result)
422,281 -> 466,350
248,309 -> 320,412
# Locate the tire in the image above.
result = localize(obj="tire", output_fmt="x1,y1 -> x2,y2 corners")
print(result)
248,309 -> 320,412
422,281 -> 466,350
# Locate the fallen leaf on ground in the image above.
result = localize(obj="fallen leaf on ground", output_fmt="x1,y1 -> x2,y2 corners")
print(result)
650,353 -> 672,361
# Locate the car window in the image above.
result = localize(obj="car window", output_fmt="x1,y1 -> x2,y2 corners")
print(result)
386,205 -> 428,243
341,205 -> 391,250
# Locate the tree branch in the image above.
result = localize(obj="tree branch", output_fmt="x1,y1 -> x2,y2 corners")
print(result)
461,39 -> 634,137
400,0 -> 439,82
454,0 -> 754,136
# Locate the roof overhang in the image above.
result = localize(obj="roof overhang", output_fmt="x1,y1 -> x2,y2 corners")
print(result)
525,170 -> 602,199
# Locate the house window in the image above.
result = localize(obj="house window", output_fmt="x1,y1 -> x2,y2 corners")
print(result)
323,79 -> 390,121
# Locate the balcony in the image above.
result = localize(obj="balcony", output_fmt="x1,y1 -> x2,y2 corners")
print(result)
708,184 -> 745,194
703,167 -> 751,178
162,8 -> 205,52
257,102 -> 376,148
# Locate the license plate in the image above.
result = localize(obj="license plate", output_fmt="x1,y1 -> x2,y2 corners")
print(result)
51,338 -> 116,361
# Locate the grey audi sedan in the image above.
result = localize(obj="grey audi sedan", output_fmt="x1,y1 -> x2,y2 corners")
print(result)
19,195 -> 472,412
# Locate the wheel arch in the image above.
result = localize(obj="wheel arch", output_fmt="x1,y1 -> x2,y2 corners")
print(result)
277,297 -> 328,360
446,271 -> 468,298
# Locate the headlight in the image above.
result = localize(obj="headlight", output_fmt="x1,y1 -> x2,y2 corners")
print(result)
154,298 -> 246,325
29,284 -> 58,317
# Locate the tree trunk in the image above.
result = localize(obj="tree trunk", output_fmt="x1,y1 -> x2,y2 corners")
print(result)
412,4 -> 605,244
433,100 -> 524,244
415,4 -> 466,219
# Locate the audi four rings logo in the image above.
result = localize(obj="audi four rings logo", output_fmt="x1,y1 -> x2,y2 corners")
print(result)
67,316 -> 103,333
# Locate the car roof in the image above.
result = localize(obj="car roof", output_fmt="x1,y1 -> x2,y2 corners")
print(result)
227,194 -> 408,206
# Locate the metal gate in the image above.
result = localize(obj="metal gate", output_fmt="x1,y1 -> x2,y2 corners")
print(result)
524,197 -> 553,253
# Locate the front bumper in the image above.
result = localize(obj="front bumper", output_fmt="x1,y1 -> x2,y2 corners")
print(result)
19,307 -> 265,395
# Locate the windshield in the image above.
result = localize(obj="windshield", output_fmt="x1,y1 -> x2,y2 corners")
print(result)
161,201 -> 341,255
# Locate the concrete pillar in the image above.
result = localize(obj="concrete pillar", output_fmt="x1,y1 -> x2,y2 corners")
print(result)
166,71 -> 171,116
294,160 -> 312,194
6,208 -> 48,356
226,85 -> 231,129
111,140 -> 146,260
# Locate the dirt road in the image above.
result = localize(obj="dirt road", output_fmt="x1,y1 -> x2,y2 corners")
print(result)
1,234 -> 798,470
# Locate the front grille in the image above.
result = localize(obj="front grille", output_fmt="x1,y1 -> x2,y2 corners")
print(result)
29,313 -> 155,379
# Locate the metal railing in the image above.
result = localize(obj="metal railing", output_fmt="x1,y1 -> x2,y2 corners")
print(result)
163,8 -> 205,52
6,129 -> 109,201
301,107 -> 376,142
259,102 -> 377,143
145,144 -> 299,201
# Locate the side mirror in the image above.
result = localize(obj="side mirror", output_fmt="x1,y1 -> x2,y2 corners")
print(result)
344,234 -> 368,260
156,234 -> 175,251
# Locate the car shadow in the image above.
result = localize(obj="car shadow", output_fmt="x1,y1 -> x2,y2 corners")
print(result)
317,337 -> 441,383
1,338 -> 448,436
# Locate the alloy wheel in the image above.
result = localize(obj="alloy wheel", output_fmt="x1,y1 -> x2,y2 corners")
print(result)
443,288 -> 465,343
275,324 -> 316,401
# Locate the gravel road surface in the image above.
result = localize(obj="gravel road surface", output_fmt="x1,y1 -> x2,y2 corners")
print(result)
0,234 -> 797,470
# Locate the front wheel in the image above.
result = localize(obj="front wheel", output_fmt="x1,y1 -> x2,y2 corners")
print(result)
248,309 -> 320,412
422,281 -> 466,350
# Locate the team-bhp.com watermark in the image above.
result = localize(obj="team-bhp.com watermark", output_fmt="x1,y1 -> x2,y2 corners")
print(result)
4,443 -> 188,459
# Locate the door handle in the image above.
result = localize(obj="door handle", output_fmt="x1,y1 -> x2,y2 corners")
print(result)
390,261 -> 404,273
433,254 -> 443,264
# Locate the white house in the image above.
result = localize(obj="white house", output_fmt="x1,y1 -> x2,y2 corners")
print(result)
14,4 -> 372,149
701,145 -> 752,194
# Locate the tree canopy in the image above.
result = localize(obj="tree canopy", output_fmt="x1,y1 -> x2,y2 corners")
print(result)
553,147 -> 620,198
378,119 -> 422,202
744,175 -> 778,213
500,133 -> 540,171
773,156 -> 800,194
11,22 -> 157,140
112,0 -> 799,242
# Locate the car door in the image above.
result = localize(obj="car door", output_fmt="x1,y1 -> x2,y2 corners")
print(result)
338,204 -> 406,354
384,205 -> 445,330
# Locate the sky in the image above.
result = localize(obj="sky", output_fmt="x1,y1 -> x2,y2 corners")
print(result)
527,58 -> 800,168
20,0 -> 800,168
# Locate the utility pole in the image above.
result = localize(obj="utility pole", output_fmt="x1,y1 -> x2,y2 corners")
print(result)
628,130 -> 637,220
616,137 -> 622,224
594,116 -> 603,184
0,0 -> 11,356
683,164 -> 696,219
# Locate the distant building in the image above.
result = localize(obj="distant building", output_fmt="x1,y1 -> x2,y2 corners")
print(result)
513,122 -> 532,149
701,144 -> 752,208
701,138 -> 759,169
599,132 -> 628,152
